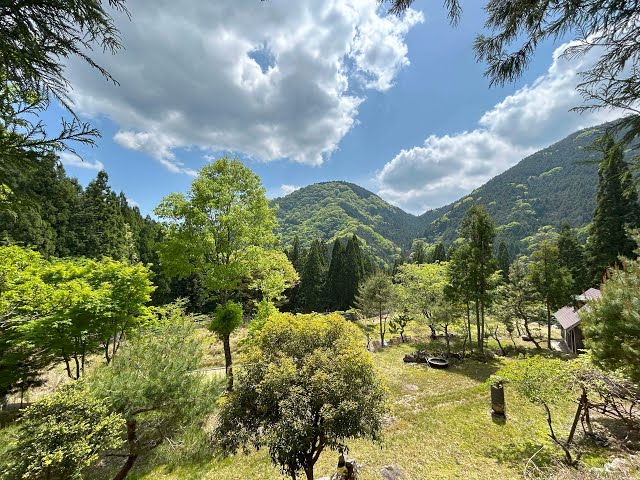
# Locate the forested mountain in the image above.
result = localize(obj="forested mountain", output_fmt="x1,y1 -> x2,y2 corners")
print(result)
419,125 -> 610,253
276,124 -> 624,260
273,181 -> 422,262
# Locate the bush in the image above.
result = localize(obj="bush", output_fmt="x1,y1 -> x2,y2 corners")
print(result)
1,384 -> 124,480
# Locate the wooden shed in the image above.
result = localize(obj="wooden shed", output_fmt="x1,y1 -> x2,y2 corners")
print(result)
553,288 -> 602,353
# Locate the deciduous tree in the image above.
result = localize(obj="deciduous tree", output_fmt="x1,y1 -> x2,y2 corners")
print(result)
214,312 -> 387,480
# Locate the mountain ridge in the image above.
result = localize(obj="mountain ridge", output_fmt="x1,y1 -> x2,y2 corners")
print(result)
273,123 -> 617,260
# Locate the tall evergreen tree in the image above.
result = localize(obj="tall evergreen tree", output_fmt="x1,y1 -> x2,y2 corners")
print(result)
460,205 -> 498,352
431,242 -> 446,263
411,239 -> 428,264
342,234 -> 366,309
557,224 -> 588,292
528,240 -> 573,349
325,239 -> 346,310
497,241 -> 511,282
587,135 -> 640,283
299,240 -> 327,312
75,171 -> 127,260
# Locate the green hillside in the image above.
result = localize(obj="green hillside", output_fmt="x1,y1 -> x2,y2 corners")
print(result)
418,125 -> 611,252
274,124 -> 628,260
273,181 -> 422,261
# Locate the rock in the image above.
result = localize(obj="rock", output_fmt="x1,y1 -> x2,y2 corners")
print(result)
403,384 -> 419,391
604,457 -> 629,473
380,464 -> 405,480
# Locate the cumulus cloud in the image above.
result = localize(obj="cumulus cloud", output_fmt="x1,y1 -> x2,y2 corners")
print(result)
280,184 -> 302,195
59,152 -> 105,171
377,42 -> 622,214
66,1 -> 423,172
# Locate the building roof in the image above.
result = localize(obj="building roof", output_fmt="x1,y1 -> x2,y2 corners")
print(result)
576,287 -> 602,302
554,288 -> 601,331
555,306 -> 581,331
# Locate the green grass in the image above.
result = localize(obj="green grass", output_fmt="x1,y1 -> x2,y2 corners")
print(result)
128,340 -> 615,480
0,325 -> 631,480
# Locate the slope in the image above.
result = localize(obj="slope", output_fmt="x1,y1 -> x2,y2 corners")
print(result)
418,125 -> 610,252
273,181 -> 422,261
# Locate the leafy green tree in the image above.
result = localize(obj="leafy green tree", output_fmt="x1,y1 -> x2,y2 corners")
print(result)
556,224 -> 588,293
89,305 -> 215,480
241,247 -> 298,307
500,258 -> 544,349
18,256 -> 153,379
431,242 -> 446,263
582,244 -> 640,383
298,240 -> 327,312
497,241 -> 510,282
389,308 -> 412,343
528,240 -> 573,349
497,356 -> 576,464
155,158 -> 277,303
209,301 -> 243,391
0,246 -> 51,402
214,312 -> 387,480
587,135 -> 640,283
356,271 -> 394,346
394,262 -> 448,327
446,243 -> 475,351
460,205 -> 498,352
410,239 -> 428,264
1,384 -> 124,480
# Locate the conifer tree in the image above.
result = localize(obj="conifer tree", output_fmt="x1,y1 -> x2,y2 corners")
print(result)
342,234 -> 366,309
325,239 -> 346,310
557,224 -> 588,292
497,241 -> 510,282
75,170 -> 127,259
587,135 -> 640,283
460,205 -> 498,352
528,240 -> 573,349
299,240 -> 327,312
431,242 -> 446,263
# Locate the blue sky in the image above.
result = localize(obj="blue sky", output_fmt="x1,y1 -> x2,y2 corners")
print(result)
52,0 -> 618,215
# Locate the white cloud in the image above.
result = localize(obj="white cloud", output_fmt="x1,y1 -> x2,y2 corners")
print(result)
59,152 -> 105,171
377,42 -> 622,214
280,184 -> 301,195
66,1 -> 423,172
126,197 -> 140,208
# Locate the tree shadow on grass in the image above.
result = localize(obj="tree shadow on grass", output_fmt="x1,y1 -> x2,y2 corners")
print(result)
487,439 -> 556,470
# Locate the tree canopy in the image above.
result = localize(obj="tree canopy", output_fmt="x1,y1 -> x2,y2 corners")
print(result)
214,312 -> 387,480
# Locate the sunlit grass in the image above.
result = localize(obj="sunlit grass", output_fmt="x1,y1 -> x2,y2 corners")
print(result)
129,336 -> 611,480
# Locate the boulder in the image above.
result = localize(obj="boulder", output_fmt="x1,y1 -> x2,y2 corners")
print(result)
380,464 -> 405,480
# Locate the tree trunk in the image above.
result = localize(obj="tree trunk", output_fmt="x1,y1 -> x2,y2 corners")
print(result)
223,334 -> 233,391
105,338 -> 111,365
113,419 -> 138,480
444,324 -> 451,358
523,317 -> 542,350
475,300 -> 482,353
379,310 -> 385,346
480,301 -> 486,351
304,464 -> 314,480
466,301 -> 472,353
546,302 -> 552,349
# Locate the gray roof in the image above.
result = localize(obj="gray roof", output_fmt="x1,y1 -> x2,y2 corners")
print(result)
576,287 -> 602,302
554,288 -> 600,331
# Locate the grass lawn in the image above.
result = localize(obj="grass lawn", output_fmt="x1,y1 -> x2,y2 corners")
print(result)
127,338 -> 617,480
1,323 -> 634,480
